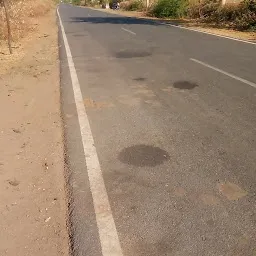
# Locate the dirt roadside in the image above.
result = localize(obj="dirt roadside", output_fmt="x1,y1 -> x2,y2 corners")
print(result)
92,8 -> 256,42
0,8 -> 70,256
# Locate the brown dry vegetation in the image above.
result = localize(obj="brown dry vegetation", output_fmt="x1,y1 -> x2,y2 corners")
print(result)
0,0 -> 56,73
0,0 -> 54,42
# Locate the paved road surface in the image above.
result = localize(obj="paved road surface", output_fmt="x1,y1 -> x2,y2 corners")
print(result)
58,4 -> 256,256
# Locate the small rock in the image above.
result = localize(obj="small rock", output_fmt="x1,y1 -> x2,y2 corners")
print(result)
201,235 -> 206,241
12,128 -> 21,133
43,161 -> 49,170
45,217 -> 51,223
8,179 -> 20,186
21,143 -> 26,148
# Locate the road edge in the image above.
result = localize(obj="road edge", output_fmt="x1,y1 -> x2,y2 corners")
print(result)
57,5 -> 124,256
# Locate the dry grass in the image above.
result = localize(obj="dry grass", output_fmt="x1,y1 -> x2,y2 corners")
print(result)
0,0 -> 55,73
0,0 -> 54,42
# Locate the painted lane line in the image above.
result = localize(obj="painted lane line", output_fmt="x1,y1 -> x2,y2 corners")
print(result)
159,22 -> 256,46
121,27 -> 136,35
57,7 -> 124,256
88,13 -> 91,17
190,58 -> 256,89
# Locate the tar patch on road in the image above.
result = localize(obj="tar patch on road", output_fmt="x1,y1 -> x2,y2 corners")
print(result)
116,50 -> 151,59
173,81 -> 198,90
118,144 -> 169,167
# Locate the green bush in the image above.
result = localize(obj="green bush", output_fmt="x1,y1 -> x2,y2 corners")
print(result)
72,0 -> 81,5
233,0 -> 256,30
109,0 -> 114,8
216,4 -> 238,22
150,0 -> 188,18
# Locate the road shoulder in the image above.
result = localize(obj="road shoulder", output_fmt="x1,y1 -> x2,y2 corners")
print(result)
0,8 -> 70,256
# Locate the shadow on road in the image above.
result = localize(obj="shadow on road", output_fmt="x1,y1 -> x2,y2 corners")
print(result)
70,16 -> 168,26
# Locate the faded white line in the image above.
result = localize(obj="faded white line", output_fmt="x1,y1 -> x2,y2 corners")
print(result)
160,23 -> 256,46
121,27 -> 136,35
88,13 -> 91,17
57,7 -> 124,256
190,58 -> 256,89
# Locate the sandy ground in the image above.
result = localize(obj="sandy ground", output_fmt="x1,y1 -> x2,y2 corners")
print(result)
93,8 -> 256,42
0,8 -> 70,256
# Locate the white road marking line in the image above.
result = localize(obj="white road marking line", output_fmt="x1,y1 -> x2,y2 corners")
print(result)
190,58 -> 256,89
57,7 -> 124,256
88,13 -> 91,17
121,27 -> 136,35
159,22 -> 256,46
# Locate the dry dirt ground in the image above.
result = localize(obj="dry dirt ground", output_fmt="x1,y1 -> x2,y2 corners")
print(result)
0,8 -> 70,256
94,8 -> 256,42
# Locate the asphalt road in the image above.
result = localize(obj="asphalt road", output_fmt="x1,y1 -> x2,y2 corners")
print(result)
58,4 -> 256,256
